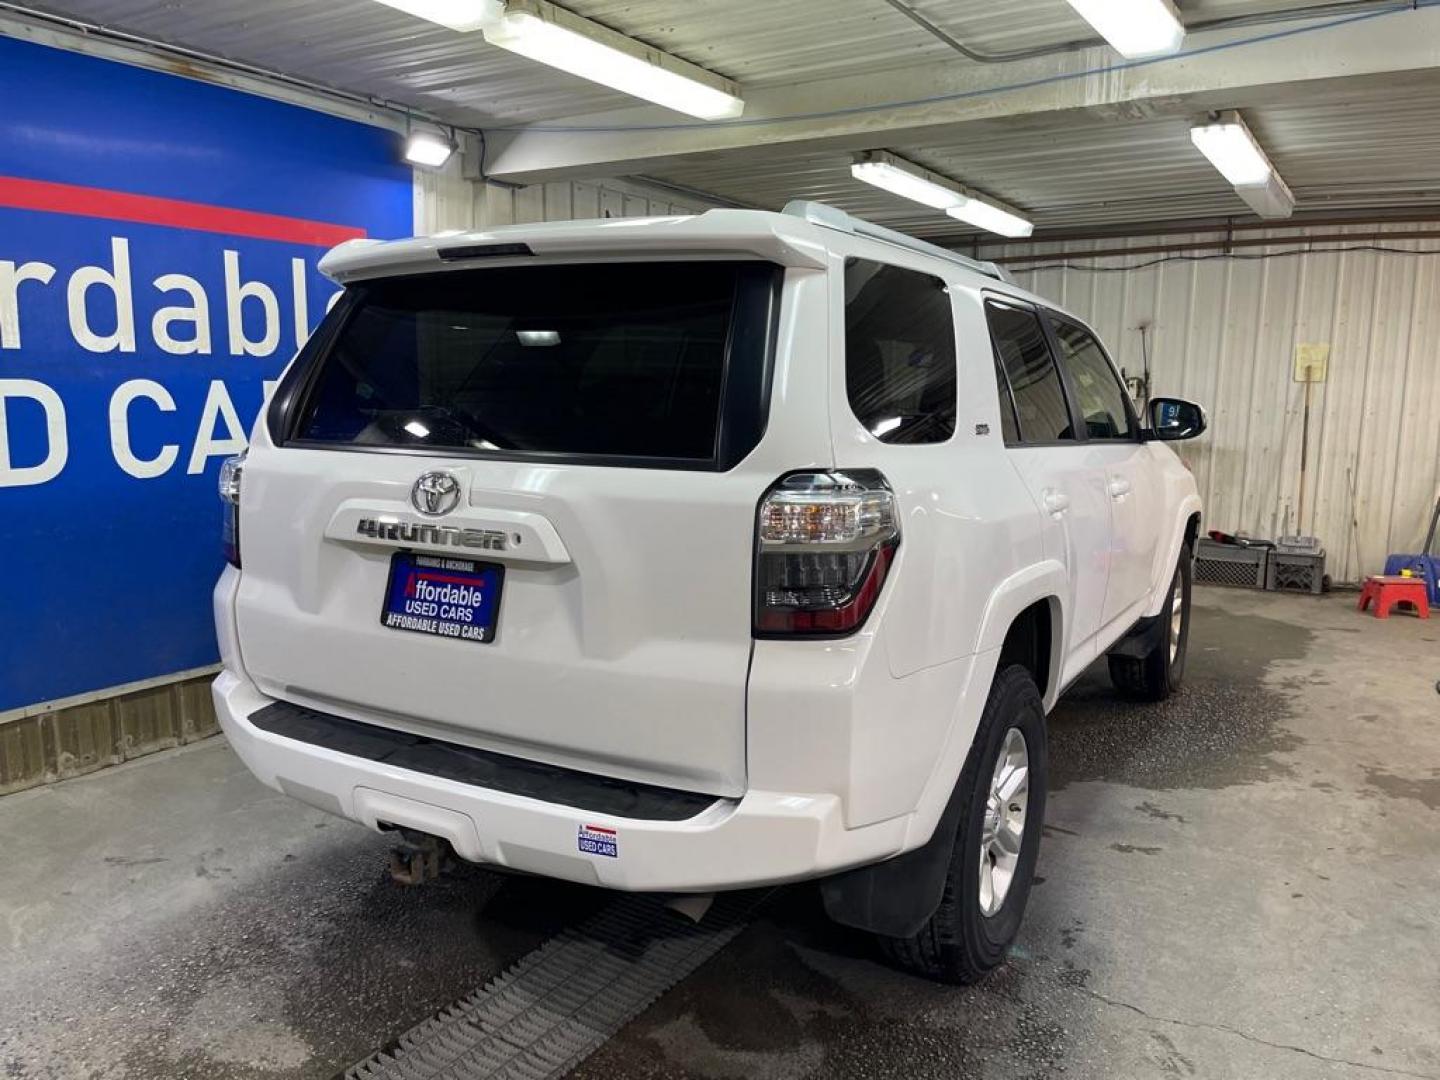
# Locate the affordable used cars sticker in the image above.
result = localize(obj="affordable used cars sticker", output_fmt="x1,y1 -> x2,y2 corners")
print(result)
578,824 -> 618,858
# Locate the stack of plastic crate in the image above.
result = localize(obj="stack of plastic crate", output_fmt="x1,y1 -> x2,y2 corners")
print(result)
1193,538 -> 1268,588
1267,536 -> 1325,595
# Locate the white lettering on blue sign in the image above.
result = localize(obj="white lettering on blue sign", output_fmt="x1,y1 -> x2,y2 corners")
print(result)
0,240 -> 329,487
578,824 -> 618,859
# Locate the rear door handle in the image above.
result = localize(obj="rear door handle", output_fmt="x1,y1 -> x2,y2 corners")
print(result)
1109,477 -> 1133,499
1042,490 -> 1071,516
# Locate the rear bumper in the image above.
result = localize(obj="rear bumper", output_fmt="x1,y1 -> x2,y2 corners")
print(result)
212,668 -> 909,892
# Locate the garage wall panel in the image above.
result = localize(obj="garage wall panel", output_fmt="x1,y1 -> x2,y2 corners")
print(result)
415,163 -> 707,233
989,226 -> 1440,582
0,673 -> 217,796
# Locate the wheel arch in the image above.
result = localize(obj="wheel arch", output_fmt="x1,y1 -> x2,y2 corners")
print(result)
821,565 -> 1065,937
1145,497 -> 1203,618
975,559 -> 1068,707
997,597 -> 1060,708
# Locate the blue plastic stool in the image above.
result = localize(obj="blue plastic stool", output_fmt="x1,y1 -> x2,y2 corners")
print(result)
1383,555 -> 1440,606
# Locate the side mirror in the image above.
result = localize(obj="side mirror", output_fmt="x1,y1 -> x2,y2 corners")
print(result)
1147,397 -> 1207,441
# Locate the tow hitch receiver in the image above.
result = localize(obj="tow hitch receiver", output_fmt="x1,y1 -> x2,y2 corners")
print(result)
388,829 -> 451,886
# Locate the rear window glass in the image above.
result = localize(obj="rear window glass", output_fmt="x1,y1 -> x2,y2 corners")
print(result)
987,301 -> 1074,444
844,259 -> 957,445
294,262 -> 750,460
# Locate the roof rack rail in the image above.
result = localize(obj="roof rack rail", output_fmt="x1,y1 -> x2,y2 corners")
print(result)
781,200 -> 1012,283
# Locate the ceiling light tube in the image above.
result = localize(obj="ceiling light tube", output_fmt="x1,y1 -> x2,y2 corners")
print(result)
1235,172 -> 1296,220
372,0 -> 503,32
851,151 -> 1034,238
1065,0 -> 1185,58
404,129 -> 457,167
850,151 -> 965,211
483,0 -> 744,120
1190,111 -> 1275,187
1190,113 -> 1294,219
946,195 -> 1034,239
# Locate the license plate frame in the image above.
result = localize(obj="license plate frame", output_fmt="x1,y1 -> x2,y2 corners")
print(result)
379,552 -> 504,645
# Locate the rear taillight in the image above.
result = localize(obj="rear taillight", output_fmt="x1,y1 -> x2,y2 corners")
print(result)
754,470 -> 900,637
219,452 -> 245,568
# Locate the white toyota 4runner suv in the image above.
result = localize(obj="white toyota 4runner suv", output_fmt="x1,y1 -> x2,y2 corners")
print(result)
213,201 -> 1204,984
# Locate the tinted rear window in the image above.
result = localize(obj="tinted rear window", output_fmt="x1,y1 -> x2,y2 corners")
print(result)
843,259 -> 957,444
987,301 -> 1074,444
293,262 -> 757,461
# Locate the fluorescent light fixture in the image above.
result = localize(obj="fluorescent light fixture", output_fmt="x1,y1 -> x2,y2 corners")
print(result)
851,151 -> 1034,238
516,330 -> 561,346
1065,0 -> 1185,58
1190,112 -> 1273,186
404,130 -> 456,167
870,417 -> 903,438
483,0 -> 744,120
947,196 -> 1034,239
1190,111 -> 1294,219
1236,172 -> 1296,219
403,420 -> 431,438
850,151 -> 964,210
372,0 -> 503,32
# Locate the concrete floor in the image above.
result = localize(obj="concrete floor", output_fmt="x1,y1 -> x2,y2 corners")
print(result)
2,587 -> 1438,1079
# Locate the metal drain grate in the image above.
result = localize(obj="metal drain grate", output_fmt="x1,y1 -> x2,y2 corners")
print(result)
344,893 -> 754,1080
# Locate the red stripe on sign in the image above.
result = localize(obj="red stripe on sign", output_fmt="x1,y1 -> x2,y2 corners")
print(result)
584,825 -> 617,835
0,175 -> 367,246
413,573 -> 488,588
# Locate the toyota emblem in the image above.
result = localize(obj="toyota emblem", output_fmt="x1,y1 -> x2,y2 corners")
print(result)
411,471 -> 461,516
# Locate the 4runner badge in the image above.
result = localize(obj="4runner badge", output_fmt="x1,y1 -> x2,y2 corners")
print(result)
411,471 -> 461,516
355,518 -> 508,552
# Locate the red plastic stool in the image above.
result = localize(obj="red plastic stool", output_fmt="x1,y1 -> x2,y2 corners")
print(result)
1358,575 -> 1431,619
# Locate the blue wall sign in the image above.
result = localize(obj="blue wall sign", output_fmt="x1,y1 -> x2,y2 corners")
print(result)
0,37 -> 413,712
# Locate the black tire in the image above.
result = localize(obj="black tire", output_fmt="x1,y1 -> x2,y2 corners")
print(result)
1109,546 -> 1192,701
877,665 -> 1048,984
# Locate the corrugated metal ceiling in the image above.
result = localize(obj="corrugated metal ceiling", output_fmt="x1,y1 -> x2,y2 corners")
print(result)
9,0 -> 1437,231
16,0 -> 1316,123
647,77 -> 1440,239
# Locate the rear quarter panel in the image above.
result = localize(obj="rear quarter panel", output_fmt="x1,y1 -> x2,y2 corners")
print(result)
806,250 -> 1049,827
826,261 -> 1046,676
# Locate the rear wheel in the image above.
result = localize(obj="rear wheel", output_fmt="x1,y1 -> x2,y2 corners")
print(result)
1109,547 -> 1192,701
877,665 -> 1048,984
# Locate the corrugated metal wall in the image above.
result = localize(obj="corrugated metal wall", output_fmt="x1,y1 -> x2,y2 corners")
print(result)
414,163 -> 707,234
984,225 -> 1440,584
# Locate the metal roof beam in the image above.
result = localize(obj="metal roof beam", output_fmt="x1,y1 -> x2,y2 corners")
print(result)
482,7 -> 1440,185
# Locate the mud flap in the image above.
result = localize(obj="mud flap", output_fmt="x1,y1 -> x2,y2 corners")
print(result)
1107,612 -> 1166,660
819,771 -> 969,938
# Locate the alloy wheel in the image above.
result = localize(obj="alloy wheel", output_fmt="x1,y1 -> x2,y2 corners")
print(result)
979,727 -> 1030,917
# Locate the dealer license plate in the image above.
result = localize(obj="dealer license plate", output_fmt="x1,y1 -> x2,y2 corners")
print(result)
380,552 -> 503,644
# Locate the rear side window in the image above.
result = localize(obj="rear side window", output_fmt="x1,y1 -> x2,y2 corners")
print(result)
1051,319 -> 1136,440
844,259 -> 957,444
987,301 -> 1074,444
288,261 -> 777,465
